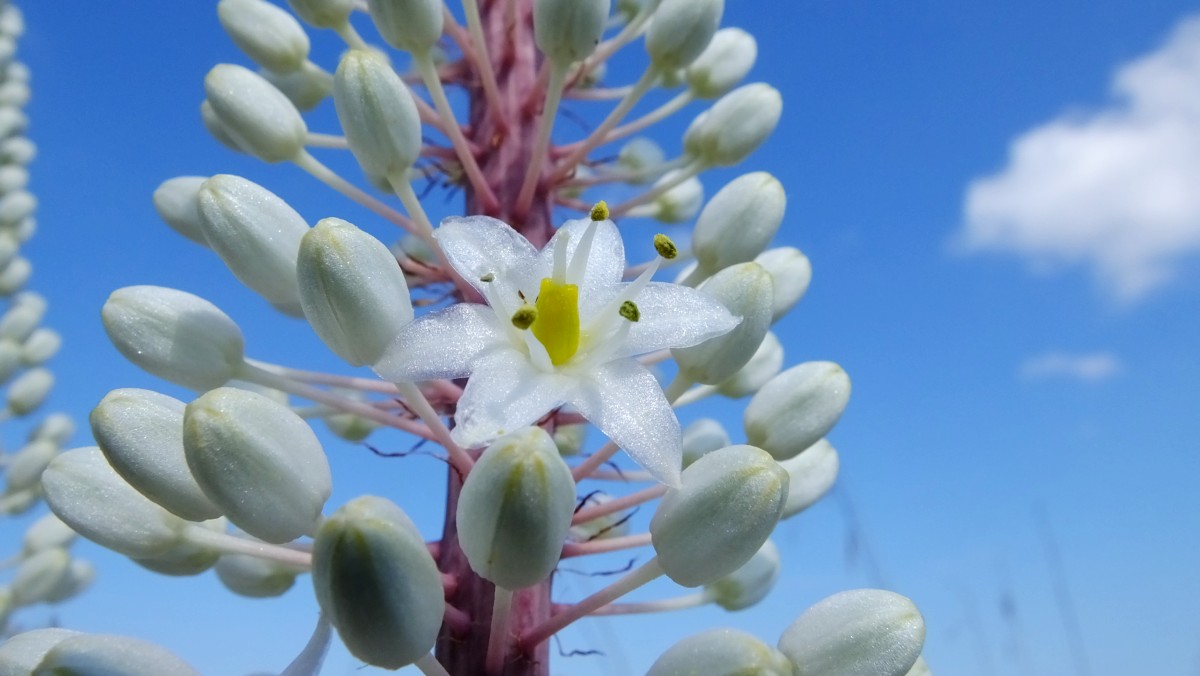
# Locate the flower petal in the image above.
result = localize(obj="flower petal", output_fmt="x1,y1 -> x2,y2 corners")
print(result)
372,304 -> 504,381
436,216 -> 543,301
568,359 -> 682,487
607,282 -> 740,359
452,349 -> 574,449
538,217 -> 625,298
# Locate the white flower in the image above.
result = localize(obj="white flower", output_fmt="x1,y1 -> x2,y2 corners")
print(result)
374,214 -> 738,486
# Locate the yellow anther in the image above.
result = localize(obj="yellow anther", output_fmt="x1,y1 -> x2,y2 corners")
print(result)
511,305 -> 538,330
531,278 -> 580,365
590,201 -> 610,222
653,233 -> 678,260
619,300 -> 640,322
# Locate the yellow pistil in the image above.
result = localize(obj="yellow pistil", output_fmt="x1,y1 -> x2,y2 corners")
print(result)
531,277 -> 580,365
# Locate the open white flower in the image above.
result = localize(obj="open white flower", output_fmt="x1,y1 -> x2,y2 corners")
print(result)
374,213 -> 738,486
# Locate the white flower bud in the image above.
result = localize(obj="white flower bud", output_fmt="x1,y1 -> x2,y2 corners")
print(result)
648,628 -> 792,676
298,218 -> 413,366
204,64 -> 307,163
744,361 -> 851,461
0,81 -> 29,108
41,447 -> 188,558
0,295 -> 44,342
552,422 -> 587,456
200,99 -> 245,153
617,137 -> 665,183
312,496 -> 444,669
906,656 -> 932,676
0,6 -> 23,38
13,217 -> 37,243
0,487 -> 39,515
197,174 -> 308,316
367,0 -> 444,54
288,0 -> 356,28
692,172 -> 786,276
568,492 -> 630,541
778,589 -> 925,676
645,0 -> 723,71
152,176 -> 211,246
324,409 -> 380,442
650,445 -> 787,587
684,83 -> 782,167
0,232 -> 17,270
673,262 -> 773,385
334,50 -> 423,182
686,27 -> 756,99
33,633 -> 200,676
717,330 -> 783,398
534,0 -> 610,67
23,512 -> 77,554
28,412 -> 76,445
263,60 -> 333,111
457,427 -> 576,589
135,519 -> 226,576
628,171 -> 703,223
215,550 -> 298,597
779,439 -> 839,519
183,388 -> 330,543
0,189 -> 34,225
7,366 -> 53,415
681,417 -> 728,467
11,548 -> 71,606
0,136 -> 35,165
755,246 -> 812,322
0,106 -> 27,138
0,629 -> 80,675
0,338 -> 19,380
0,165 -> 29,193
4,61 -> 29,83
217,0 -> 311,73
91,388 -> 223,521
4,439 -> 58,493
0,256 -> 30,295
705,538 -> 779,611
101,286 -> 245,391
41,558 -> 95,604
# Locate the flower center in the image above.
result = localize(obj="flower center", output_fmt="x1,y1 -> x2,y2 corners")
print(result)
531,277 -> 580,365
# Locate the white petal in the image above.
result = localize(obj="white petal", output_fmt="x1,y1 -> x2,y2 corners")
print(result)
610,282 -> 740,359
373,304 -> 503,381
452,349 -> 573,449
435,216 -> 542,301
568,359 -> 682,486
538,218 -> 624,298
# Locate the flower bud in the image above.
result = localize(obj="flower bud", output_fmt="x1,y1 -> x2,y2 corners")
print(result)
692,172 -> 786,276
200,99 -> 245,153
755,246 -> 812,322
457,427 -> 576,589
134,519 -> 226,577
312,496 -> 444,669
534,0 -> 610,67
0,256 -> 30,295
0,137 -> 35,166
0,295 -> 44,342
906,656 -> 932,676
13,217 -> 37,243
779,439 -> 839,519
0,338 -> 19,380
627,172 -> 703,223
645,0 -> 724,71
288,0 -> 356,28
686,27 -> 757,99
0,190 -> 34,225
263,60 -> 333,111
681,417 -> 729,467
617,137 -> 665,183
0,106 -> 28,138
650,445 -> 787,587
0,81 -> 27,108
705,538 -> 779,611
204,64 -> 307,163
101,286 -> 245,391
648,628 -> 792,676
28,412 -> 76,445
0,232 -> 17,270
217,0 -> 311,73
33,633 -> 200,676
6,366 -> 53,415
91,388 -> 222,521
324,408 -> 380,442
334,50 -> 423,182
152,176 -> 211,246
552,422 -> 587,456
23,512 -> 77,554
778,589 -> 925,676
0,629 -> 79,674
11,548 -> 71,606
367,0 -> 443,54
215,550 -> 298,597
684,83 -> 782,167
672,262 -> 773,385
184,387 -> 331,543
717,330 -> 783,398
568,492 -> 630,541
744,361 -> 851,461
41,559 -> 95,604
0,488 -> 37,515
4,439 -> 57,492
41,447 -> 188,558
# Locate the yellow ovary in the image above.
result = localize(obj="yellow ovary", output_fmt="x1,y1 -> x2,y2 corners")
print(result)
531,277 -> 580,365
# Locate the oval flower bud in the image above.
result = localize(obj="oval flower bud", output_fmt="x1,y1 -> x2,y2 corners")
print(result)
288,0 -> 356,28
28,412 -> 76,445
691,172 -> 786,277
263,60 -> 333,111
34,633 -> 200,676
779,439 -> 839,519
41,559 -> 95,604
681,417 -> 729,467
41,447 -> 188,558
648,628 -> 792,676
152,176 -> 211,246
22,512 -> 77,554
90,388 -> 222,521
0,296 -> 45,342
334,50 -> 423,182
744,361 -> 851,461
457,427 -> 576,589
215,550 -> 298,597
367,0 -> 443,54
0,190 -> 35,225
218,0 -> 310,74
0,232 -> 17,270
134,519 -> 226,577
0,137 -> 36,166
312,496 -> 444,669
4,439 -> 58,492
705,538 -> 779,611
298,217 -> 414,366
650,444 -> 787,587
101,286 -> 245,392
617,137 -> 665,183
906,656 -> 932,676
673,262 -> 773,385
645,0 -> 724,71
200,99 -> 245,153
778,589 -> 925,676
6,367 -> 53,416
197,174 -> 308,316
0,338 -> 20,381
627,171 -> 704,223
686,27 -> 757,99
184,387 -> 332,543
204,64 -> 307,163
11,548 -> 71,606
0,629 -> 80,675
755,246 -> 812,323
552,422 -> 587,456
684,83 -> 782,167
534,0 -> 610,67
717,330 -> 783,398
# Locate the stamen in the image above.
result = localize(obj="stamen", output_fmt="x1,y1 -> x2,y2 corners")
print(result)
590,201 -> 610,221
566,219 -> 599,286
619,301 -> 640,322
511,306 -> 538,330
652,234 -> 677,260
584,257 -> 661,335
552,231 -> 570,282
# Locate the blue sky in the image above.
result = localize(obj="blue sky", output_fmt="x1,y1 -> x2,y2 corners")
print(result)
5,1 -> 1200,674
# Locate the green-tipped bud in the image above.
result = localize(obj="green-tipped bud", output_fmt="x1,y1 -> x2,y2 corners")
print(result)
684,83 -> 782,167
22,513 -> 77,554
263,60 -> 334,111
334,50 -> 423,182
4,439 -> 57,493
627,171 -> 704,223
101,286 -> 245,392
744,361 -> 851,461
215,550 -> 298,597
198,174 -> 309,316
456,427 -> 576,589
218,0 -> 311,73
692,172 -> 786,276
705,538 -> 779,611
6,367 -> 53,416
650,445 -> 787,587
755,246 -> 812,323
204,64 -> 307,163
200,99 -> 245,153
568,492 -> 630,541
779,439 -> 839,519
645,0 -> 724,70
367,0 -> 443,54
312,496 -> 444,669
686,27 -> 757,99
133,519 -> 225,577
11,548 -> 71,606
184,387 -> 331,543
617,137 -> 665,184
778,589 -> 925,676
534,0 -> 611,67
717,330 -> 783,398
41,447 -> 188,558
91,388 -> 222,521
152,176 -> 211,246
324,409 -> 380,442
552,422 -> 587,456
33,633 -> 200,676
681,417 -> 729,467
673,262 -> 773,384
288,0 -> 356,28
0,629 -> 80,675
648,628 -> 792,676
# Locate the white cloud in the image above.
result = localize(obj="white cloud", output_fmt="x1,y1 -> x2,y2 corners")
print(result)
958,16 -> 1200,302
1019,351 -> 1123,382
